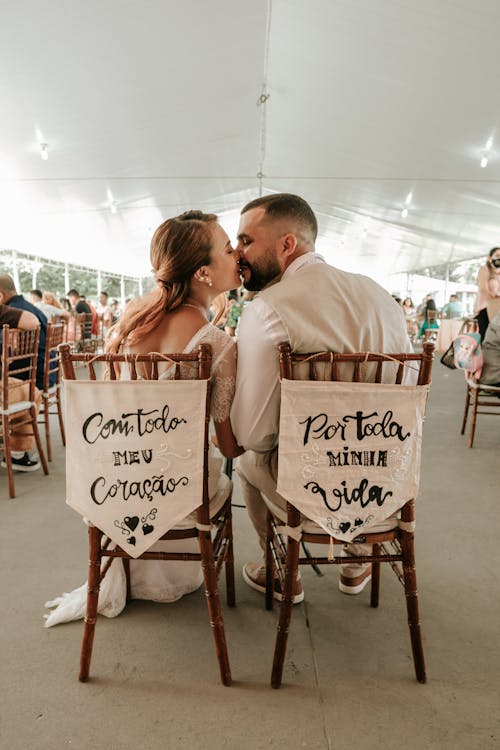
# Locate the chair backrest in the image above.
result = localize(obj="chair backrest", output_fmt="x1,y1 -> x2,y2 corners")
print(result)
278,341 -> 434,385
59,343 -> 213,554
277,342 -> 434,538
75,312 -> 93,340
461,317 -> 479,334
1,325 -> 40,408
44,322 -> 65,392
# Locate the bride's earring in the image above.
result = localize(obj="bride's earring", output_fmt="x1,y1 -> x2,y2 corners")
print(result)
205,277 -> 213,287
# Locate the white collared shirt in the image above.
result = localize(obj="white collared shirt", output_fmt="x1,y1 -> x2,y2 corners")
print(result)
231,253 -> 325,452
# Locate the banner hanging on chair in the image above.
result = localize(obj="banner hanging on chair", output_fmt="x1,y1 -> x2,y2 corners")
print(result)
65,380 -> 207,558
277,380 -> 429,542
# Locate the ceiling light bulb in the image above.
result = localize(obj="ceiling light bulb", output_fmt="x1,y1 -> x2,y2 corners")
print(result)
401,208 -> 408,219
40,143 -> 49,161
405,191 -> 413,205
110,201 -> 118,214
480,155 -> 489,168
485,137 -> 493,151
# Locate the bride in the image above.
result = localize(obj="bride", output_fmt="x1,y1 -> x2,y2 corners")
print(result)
45,210 -> 244,626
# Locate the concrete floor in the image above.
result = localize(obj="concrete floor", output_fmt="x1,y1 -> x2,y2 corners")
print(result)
1,365 -> 499,750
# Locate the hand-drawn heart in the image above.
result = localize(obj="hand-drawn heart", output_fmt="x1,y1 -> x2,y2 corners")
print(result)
354,517 -> 363,527
339,521 -> 351,533
127,536 -> 136,546
142,524 -> 154,535
124,516 -> 139,532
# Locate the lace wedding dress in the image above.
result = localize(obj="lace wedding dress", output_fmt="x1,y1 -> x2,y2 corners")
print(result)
44,324 -> 236,627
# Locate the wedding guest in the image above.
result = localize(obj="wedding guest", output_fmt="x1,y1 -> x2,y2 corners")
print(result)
480,312 -> 500,388
0,275 -> 48,389
96,291 -> 113,334
67,289 -> 91,315
0,302 -> 42,472
475,247 -> 500,340
441,294 -> 463,319
29,289 -> 70,321
402,297 -> 418,339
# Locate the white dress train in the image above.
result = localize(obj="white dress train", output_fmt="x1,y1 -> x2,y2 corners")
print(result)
44,324 -> 236,627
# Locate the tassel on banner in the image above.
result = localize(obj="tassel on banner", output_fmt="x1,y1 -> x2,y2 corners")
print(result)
328,535 -> 335,561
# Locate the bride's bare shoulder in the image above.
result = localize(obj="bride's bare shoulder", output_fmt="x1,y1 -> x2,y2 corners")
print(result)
127,307 -> 206,354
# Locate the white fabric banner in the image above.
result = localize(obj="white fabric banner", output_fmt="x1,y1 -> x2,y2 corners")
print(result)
65,380 -> 207,558
277,380 -> 429,542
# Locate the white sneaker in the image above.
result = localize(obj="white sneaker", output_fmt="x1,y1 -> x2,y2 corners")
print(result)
339,568 -> 372,595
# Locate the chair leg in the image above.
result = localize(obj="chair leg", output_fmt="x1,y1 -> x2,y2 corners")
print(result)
265,511 -> 275,611
468,387 -> 479,448
56,390 -> 66,446
43,396 -> 52,462
198,530 -> 232,686
370,543 -> 381,608
271,536 -> 300,689
123,557 -> 132,602
224,506 -> 236,608
400,530 -> 426,684
2,415 -> 16,498
460,385 -> 470,435
79,526 -> 103,682
31,407 -> 49,475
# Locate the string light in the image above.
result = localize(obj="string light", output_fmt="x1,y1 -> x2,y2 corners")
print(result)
480,135 -> 494,168
106,189 -> 118,214
35,130 -> 49,160
39,143 -> 49,161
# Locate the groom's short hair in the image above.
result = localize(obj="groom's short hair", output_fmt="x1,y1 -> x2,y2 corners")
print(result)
241,193 -> 318,241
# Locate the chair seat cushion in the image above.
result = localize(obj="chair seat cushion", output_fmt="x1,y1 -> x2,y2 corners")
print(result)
2,400 -> 35,415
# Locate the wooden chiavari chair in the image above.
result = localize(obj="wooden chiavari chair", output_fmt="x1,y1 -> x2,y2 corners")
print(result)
1,325 -> 49,497
74,313 -> 96,353
39,322 -> 66,461
60,343 -> 234,685
264,342 -> 434,688
461,375 -> 500,447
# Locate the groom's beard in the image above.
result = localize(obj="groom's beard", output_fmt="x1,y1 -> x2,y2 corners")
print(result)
241,250 -> 281,292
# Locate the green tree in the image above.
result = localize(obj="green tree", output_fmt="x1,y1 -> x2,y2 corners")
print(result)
35,265 -> 66,297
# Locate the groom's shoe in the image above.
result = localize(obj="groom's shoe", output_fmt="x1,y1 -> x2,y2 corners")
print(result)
242,562 -> 304,604
339,567 -> 372,595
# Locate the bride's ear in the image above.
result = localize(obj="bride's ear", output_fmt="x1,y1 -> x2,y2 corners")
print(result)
194,266 -> 213,287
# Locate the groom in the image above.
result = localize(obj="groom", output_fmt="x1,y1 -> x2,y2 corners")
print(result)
231,193 -> 412,602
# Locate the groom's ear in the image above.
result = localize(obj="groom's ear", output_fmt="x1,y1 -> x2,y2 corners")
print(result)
278,233 -> 298,260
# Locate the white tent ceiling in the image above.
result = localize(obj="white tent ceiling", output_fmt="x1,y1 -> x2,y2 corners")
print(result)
1,0 -> 500,283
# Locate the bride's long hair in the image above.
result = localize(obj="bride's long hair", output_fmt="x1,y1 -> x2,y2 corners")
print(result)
107,210 -> 217,353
